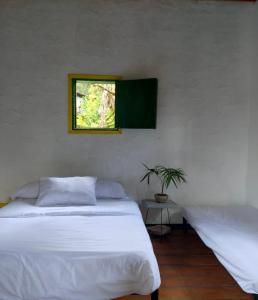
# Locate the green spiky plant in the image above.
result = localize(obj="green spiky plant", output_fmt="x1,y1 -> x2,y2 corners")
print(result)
140,164 -> 186,197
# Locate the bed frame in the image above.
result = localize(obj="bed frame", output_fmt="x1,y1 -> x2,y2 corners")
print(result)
183,218 -> 257,300
151,290 -> 159,300
133,290 -> 158,300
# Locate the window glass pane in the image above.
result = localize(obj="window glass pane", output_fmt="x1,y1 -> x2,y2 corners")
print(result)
74,80 -> 116,129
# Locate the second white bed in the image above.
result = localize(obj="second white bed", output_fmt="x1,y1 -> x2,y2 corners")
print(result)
182,205 -> 258,295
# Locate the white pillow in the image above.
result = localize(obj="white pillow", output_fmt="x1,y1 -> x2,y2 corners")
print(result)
96,179 -> 126,199
11,181 -> 39,200
11,178 -> 126,201
36,176 -> 97,207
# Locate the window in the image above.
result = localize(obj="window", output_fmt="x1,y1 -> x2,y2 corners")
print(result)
68,74 -> 121,134
68,74 -> 158,134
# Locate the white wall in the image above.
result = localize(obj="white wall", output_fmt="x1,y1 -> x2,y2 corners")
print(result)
246,5 -> 258,208
0,0 -> 255,207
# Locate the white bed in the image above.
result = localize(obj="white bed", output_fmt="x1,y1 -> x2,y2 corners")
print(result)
182,205 -> 258,296
0,198 -> 160,300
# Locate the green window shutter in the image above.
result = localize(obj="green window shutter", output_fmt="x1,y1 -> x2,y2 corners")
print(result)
115,78 -> 158,129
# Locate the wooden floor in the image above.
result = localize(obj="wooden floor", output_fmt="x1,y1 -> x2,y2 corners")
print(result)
118,229 -> 253,300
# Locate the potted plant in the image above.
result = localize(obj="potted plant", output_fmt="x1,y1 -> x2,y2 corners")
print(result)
140,164 -> 186,203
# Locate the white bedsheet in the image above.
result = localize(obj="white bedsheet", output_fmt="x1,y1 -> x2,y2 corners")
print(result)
0,198 -> 142,218
182,205 -> 258,294
0,198 -> 160,300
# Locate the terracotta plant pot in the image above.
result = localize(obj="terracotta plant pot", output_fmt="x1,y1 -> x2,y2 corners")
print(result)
154,193 -> 168,203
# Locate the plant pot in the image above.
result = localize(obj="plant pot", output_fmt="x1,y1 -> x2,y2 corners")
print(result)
154,193 -> 168,203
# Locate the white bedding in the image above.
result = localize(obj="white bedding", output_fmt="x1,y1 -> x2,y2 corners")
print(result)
0,198 -> 160,300
0,198 -> 142,218
182,205 -> 258,294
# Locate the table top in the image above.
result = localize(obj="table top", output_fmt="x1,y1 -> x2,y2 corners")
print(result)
142,199 -> 178,209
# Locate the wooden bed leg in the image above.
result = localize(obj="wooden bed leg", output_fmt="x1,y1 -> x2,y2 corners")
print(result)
253,294 -> 258,300
151,289 -> 159,300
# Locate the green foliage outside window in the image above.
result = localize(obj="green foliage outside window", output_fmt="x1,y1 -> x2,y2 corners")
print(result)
75,81 -> 115,129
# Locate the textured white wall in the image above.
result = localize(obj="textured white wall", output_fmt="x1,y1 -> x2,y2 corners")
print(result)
246,5 -> 258,208
0,0 -> 254,207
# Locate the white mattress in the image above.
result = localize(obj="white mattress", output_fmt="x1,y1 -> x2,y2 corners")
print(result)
0,198 -> 160,300
182,205 -> 258,294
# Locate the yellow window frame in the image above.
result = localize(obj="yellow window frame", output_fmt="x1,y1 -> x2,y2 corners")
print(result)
68,74 -> 122,134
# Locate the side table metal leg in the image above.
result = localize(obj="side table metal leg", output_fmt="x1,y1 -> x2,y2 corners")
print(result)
167,208 -> 170,224
167,208 -> 171,232
160,208 -> 163,235
145,208 -> 150,225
